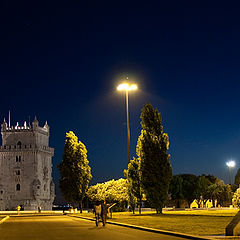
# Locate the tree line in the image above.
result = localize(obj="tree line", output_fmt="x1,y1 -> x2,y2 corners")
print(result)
57,103 -> 240,213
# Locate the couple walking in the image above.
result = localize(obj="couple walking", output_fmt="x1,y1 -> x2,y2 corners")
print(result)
94,200 -> 109,227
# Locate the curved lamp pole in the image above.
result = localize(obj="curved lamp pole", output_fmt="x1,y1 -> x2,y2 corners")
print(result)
117,83 -> 137,164
226,160 -> 235,185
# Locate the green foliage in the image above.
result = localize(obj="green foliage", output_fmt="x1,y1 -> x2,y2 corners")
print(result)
137,103 -> 172,213
87,178 -> 128,207
180,174 -> 198,206
207,180 -> 232,207
235,168 -> 240,187
169,175 -> 184,207
124,157 -> 143,214
126,184 -> 137,214
232,186 -> 240,208
194,175 -> 212,207
58,131 -> 92,210
170,174 -> 232,207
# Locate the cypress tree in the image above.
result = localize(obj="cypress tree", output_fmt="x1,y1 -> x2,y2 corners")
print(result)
137,103 -> 172,213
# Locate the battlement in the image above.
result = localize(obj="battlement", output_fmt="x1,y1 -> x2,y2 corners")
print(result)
1,117 -> 50,147
1,116 -> 49,133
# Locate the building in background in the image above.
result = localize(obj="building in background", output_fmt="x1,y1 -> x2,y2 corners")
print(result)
0,117 -> 55,210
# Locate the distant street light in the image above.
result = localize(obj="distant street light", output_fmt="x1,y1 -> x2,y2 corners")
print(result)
117,82 -> 138,164
226,160 -> 236,185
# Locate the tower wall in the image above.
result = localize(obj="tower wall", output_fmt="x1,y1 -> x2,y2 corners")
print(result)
0,118 -> 55,211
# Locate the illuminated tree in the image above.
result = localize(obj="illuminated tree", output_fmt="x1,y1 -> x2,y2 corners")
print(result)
137,103 -> 172,213
58,131 -> 92,212
124,157 -> 143,214
207,179 -> 232,207
87,178 -> 128,207
232,186 -> 240,208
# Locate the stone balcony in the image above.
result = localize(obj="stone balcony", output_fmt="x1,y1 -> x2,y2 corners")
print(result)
0,145 -> 54,154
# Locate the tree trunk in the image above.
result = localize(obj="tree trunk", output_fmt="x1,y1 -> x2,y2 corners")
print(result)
156,208 -> 162,214
177,199 -> 180,208
79,201 -> 83,213
139,199 -> 142,214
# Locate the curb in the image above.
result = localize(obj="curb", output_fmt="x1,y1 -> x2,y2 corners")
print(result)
68,215 -> 211,240
0,216 -> 9,224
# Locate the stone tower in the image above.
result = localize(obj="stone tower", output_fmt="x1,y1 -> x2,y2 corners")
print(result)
0,117 -> 55,210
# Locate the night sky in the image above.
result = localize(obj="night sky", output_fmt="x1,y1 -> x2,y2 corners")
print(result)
1,1 -> 240,202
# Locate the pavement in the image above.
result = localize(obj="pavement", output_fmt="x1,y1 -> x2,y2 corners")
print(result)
0,214 -> 210,240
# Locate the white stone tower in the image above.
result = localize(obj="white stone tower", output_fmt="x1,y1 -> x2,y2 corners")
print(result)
0,117 -> 55,210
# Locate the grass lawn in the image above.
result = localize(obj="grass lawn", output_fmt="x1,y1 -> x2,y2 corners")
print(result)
79,209 -> 238,236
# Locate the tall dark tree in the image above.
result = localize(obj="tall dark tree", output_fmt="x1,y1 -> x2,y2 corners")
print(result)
235,168 -> 240,187
124,157 -> 143,214
169,175 -> 184,208
180,174 -> 198,207
58,131 -> 92,212
137,103 -> 172,213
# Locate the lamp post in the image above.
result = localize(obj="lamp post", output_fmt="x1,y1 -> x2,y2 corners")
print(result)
117,83 -> 137,164
226,160 -> 235,185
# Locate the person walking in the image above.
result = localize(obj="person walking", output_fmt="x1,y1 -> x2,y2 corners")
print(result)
101,200 -> 109,226
38,206 -> 41,213
94,201 -> 102,227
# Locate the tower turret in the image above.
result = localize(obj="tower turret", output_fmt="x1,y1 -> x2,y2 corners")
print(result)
1,119 -> 7,131
32,116 -> 39,130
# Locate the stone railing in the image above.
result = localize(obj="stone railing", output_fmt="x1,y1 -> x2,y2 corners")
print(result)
0,145 -> 54,154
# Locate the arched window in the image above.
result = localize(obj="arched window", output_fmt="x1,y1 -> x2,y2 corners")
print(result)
16,184 -> 20,191
16,156 -> 18,162
17,141 -> 22,149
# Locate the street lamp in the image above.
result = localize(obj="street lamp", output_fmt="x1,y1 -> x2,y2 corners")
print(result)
226,160 -> 235,185
117,82 -> 138,164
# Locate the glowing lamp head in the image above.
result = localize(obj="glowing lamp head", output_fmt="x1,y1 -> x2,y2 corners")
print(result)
117,83 -> 138,91
226,160 -> 235,168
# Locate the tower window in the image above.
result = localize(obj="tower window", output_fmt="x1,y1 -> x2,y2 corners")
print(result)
17,141 -> 22,149
15,170 -> 21,175
16,156 -> 21,162
16,156 -> 18,162
16,184 -> 20,191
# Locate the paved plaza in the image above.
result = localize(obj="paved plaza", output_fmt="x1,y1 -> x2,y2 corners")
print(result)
0,214 -> 194,240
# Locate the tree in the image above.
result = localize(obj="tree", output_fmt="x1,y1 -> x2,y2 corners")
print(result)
235,168 -> 240,187
232,186 -> 240,208
169,175 -> 184,208
137,103 -> 172,213
180,174 -> 198,207
124,157 -> 143,214
195,175 -> 212,208
87,178 -> 128,204
126,181 -> 137,214
58,131 -> 92,212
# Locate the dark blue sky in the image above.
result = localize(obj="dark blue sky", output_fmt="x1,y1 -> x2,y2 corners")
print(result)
1,1 -> 240,200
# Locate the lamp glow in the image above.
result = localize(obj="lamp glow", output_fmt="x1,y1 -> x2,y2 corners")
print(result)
226,160 -> 235,168
117,83 -> 138,91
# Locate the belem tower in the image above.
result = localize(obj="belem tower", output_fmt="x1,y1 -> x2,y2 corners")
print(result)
0,117 -> 55,210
